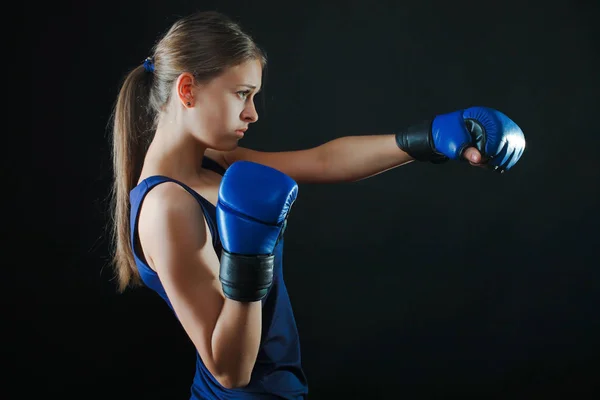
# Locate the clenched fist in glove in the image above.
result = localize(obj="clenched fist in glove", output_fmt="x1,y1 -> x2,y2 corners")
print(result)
395,106 -> 526,173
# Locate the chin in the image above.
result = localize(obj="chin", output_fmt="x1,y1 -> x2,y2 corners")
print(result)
214,140 -> 240,152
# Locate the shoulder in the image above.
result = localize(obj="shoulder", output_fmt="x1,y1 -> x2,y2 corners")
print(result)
138,182 -> 210,264
140,181 -> 204,224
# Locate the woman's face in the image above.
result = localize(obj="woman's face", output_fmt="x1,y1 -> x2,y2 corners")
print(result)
190,59 -> 263,151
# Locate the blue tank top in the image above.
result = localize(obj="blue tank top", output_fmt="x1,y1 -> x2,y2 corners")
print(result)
129,157 -> 308,400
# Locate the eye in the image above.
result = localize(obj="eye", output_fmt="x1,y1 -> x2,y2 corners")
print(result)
236,90 -> 251,100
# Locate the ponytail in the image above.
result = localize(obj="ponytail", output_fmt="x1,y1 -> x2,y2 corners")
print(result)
109,64 -> 156,292
108,11 -> 267,293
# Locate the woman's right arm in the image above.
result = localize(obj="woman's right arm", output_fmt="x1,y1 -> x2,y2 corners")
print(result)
137,182 -> 262,389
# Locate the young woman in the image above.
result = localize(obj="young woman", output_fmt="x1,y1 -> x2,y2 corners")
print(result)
109,10 -> 525,400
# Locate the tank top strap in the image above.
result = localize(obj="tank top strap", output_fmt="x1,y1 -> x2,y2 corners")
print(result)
201,156 -> 227,176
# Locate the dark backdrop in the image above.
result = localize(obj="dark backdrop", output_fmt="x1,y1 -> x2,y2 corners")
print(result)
21,0 -> 599,398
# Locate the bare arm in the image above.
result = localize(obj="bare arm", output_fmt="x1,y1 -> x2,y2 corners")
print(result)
220,134 -> 414,184
206,132 -> 484,184
138,183 -> 261,388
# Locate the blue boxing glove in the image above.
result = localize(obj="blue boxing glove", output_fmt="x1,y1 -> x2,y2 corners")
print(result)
217,161 -> 298,302
395,106 -> 526,173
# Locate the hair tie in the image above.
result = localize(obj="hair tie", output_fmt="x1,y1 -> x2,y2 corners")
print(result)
143,57 -> 155,73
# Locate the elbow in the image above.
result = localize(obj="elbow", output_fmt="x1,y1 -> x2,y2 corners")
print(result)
215,373 -> 251,389
210,352 -> 253,389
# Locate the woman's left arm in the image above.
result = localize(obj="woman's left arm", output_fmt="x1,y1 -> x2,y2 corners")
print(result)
221,134 -> 418,184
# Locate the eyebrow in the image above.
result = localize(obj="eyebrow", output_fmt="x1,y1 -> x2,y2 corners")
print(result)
238,84 -> 261,93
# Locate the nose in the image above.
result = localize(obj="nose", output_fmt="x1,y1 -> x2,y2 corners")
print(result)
242,100 -> 259,123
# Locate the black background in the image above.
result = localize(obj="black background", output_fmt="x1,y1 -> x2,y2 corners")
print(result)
21,0 -> 599,398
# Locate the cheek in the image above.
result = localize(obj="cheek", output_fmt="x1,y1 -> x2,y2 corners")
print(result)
228,100 -> 245,120
197,102 -> 221,127
197,96 -> 243,132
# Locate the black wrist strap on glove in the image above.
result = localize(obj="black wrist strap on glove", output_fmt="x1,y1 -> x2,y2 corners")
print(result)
219,250 -> 274,302
395,120 -> 449,164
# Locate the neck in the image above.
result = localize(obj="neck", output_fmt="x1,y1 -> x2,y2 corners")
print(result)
142,115 -> 207,182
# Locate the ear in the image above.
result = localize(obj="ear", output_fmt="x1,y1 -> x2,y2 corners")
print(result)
175,72 -> 195,108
